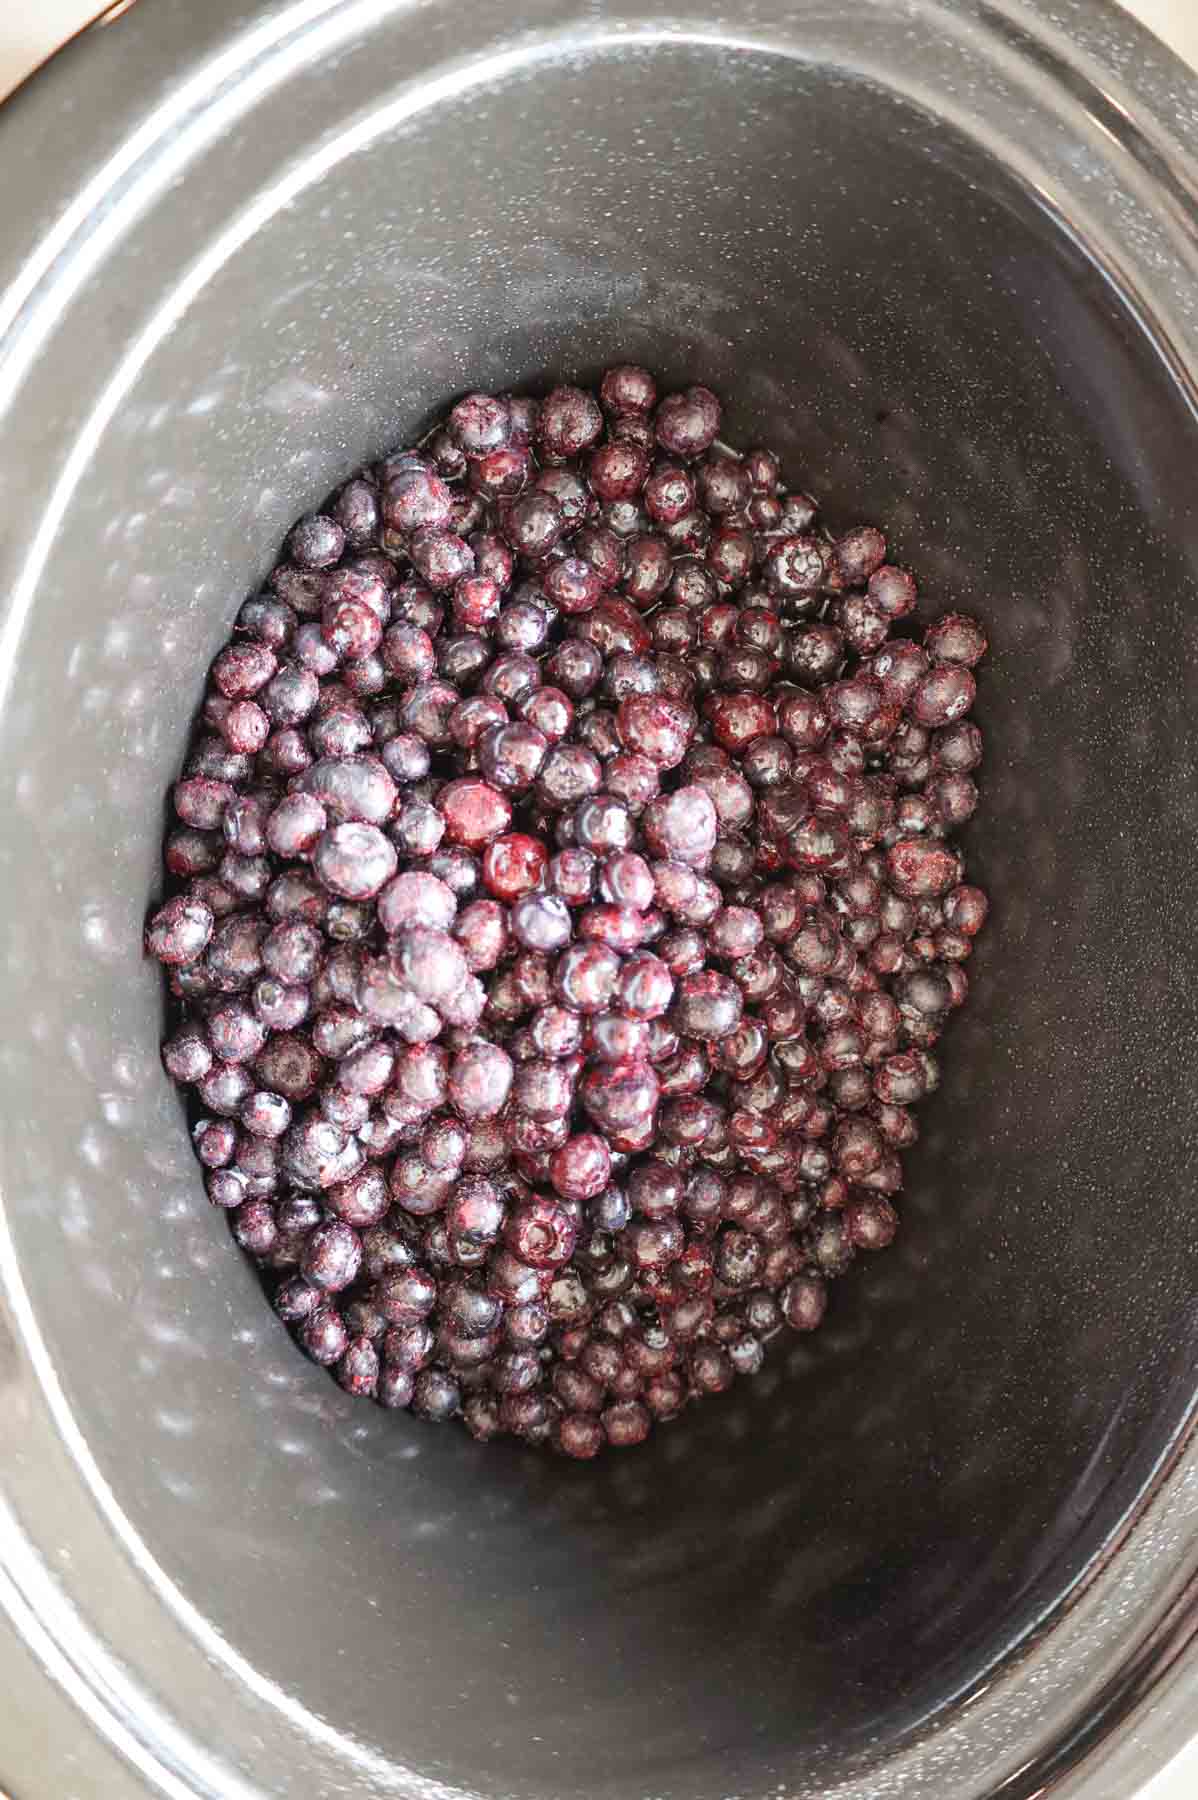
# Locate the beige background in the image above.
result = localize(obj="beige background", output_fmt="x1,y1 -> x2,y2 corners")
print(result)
0,2 -> 1194,1798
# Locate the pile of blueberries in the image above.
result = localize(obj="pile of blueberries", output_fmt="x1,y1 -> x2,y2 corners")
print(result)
146,366 -> 989,1458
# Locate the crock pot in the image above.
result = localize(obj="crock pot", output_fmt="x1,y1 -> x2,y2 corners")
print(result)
2,1 -> 1198,1795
